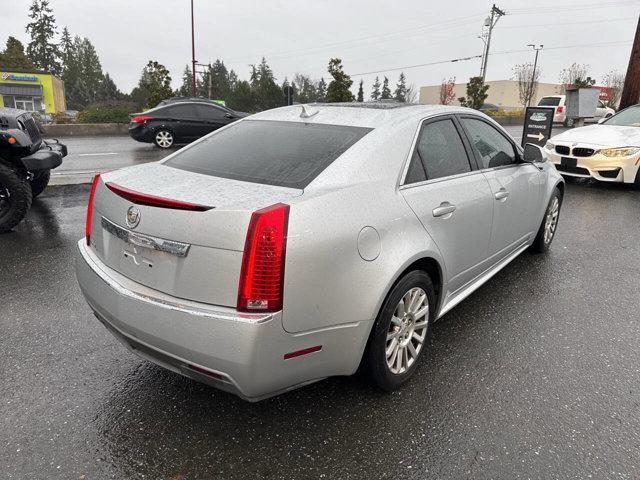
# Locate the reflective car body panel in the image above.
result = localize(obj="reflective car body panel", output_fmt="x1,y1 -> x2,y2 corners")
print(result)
76,103 -> 563,400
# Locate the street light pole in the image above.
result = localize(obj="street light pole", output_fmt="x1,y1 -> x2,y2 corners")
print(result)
527,44 -> 543,107
191,0 -> 197,97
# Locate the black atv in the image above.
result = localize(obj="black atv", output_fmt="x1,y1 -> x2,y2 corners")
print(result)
0,107 -> 67,233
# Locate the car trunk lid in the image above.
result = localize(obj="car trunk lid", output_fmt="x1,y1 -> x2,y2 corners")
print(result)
89,163 -> 302,307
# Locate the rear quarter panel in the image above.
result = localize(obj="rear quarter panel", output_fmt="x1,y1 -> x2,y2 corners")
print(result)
281,118 -> 445,335
282,181 -> 443,334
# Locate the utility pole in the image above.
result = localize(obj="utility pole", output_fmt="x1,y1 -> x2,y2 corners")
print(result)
527,44 -> 543,106
479,4 -> 506,83
619,15 -> 640,110
190,0 -> 197,97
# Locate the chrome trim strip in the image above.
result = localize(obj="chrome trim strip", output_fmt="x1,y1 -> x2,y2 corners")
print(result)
101,217 -> 191,257
77,240 -> 273,324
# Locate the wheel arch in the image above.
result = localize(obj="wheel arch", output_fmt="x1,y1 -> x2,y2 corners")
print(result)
359,253 -> 445,369
372,253 -> 445,330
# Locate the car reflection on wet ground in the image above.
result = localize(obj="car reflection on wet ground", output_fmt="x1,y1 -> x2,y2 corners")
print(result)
2,167 -> 640,479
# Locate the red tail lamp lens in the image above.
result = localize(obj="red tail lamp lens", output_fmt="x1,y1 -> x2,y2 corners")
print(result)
131,115 -> 153,123
237,203 -> 290,313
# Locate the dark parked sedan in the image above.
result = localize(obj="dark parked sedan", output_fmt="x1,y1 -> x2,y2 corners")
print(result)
129,101 -> 247,148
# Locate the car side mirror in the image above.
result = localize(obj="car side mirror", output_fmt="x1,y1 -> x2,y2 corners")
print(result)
224,113 -> 236,119
522,143 -> 546,163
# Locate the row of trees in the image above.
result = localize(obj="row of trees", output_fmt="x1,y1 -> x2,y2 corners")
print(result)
6,1 -> 418,114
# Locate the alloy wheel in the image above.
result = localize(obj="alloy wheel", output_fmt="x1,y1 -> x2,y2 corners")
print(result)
155,130 -> 173,148
385,287 -> 429,375
544,196 -> 560,245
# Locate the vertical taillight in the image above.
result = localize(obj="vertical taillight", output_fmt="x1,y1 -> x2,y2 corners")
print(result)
237,203 -> 290,313
85,173 -> 101,246
556,106 -> 564,113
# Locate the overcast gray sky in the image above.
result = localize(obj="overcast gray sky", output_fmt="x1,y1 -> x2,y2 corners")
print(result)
2,0 -> 639,95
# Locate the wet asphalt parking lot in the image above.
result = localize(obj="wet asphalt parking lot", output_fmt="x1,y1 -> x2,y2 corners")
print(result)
2,131 -> 640,479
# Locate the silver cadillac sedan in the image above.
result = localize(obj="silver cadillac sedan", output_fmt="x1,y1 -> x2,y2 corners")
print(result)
76,103 -> 564,401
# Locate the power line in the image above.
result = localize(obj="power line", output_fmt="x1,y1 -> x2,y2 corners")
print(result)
508,0 -> 639,13
350,55 -> 483,77
499,17 -> 635,29
225,12 -> 486,63
346,40 -> 632,78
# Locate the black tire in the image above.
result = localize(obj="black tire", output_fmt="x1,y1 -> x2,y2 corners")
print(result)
365,270 -> 436,391
530,188 -> 562,253
634,167 -> 640,190
0,162 -> 33,234
30,170 -> 51,198
153,129 -> 174,149
563,118 -> 575,128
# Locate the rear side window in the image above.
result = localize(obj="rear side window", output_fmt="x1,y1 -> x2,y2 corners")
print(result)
195,104 -> 227,120
162,104 -> 197,118
538,97 -> 561,107
409,119 -> 471,181
166,120 -> 372,189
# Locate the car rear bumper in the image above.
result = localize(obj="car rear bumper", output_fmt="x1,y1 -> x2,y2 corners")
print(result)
128,124 -> 153,143
547,151 -> 640,183
75,240 -> 369,401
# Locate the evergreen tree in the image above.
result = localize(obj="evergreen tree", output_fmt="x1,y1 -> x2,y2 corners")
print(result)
25,0 -> 61,74
69,37 -> 105,107
325,58 -> 354,103
99,73 -> 122,101
228,69 -> 238,90
458,76 -> 489,110
357,79 -> 364,102
249,57 -> 282,110
293,73 -> 318,103
196,66 -> 210,98
177,64 -> 193,97
131,60 -> 173,109
370,76 -> 381,100
0,37 -> 35,69
227,79 -> 255,112
209,59 -> 231,100
59,26 -> 73,75
316,77 -> 327,102
380,76 -> 391,100
394,72 -> 407,102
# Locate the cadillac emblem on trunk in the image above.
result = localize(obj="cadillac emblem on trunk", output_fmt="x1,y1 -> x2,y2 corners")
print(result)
126,206 -> 141,229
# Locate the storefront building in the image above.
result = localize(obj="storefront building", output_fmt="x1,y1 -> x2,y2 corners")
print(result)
0,69 -> 66,114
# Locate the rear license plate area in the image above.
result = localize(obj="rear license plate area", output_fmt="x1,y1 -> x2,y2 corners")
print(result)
561,157 -> 577,168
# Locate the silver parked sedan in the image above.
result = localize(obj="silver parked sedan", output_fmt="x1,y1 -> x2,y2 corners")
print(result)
76,103 -> 564,401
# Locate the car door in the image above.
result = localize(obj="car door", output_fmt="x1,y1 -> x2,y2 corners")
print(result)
194,104 -> 233,135
400,115 -> 494,295
458,116 -> 542,262
166,104 -> 201,141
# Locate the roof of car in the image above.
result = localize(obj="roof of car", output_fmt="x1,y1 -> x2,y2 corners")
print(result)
250,103 -> 483,128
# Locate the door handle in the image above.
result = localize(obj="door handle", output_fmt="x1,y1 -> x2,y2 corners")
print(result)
494,189 -> 510,201
432,202 -> 456,218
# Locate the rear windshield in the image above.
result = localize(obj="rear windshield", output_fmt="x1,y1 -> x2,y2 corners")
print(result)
538,97 -> 561,107
166,120 -> 372,189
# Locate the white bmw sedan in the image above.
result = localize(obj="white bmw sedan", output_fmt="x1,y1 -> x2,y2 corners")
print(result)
76,103 -> 563,401
545,104 -> 640,185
